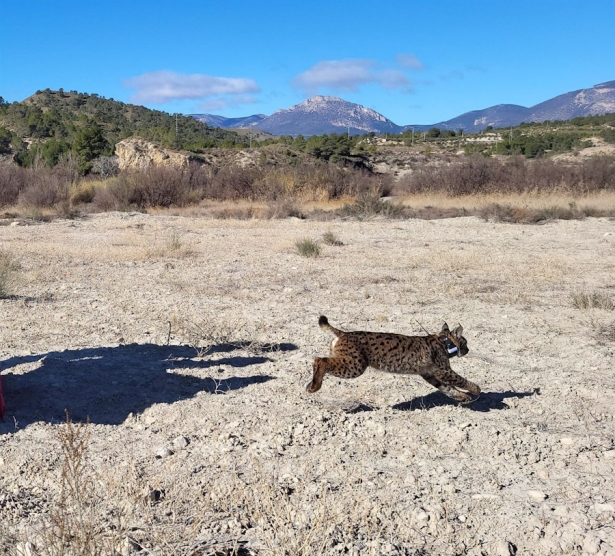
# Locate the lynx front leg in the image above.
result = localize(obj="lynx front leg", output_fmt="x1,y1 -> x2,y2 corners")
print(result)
306,356 -> 368,393
440,368 -> 481,396
421,374 -> 474,403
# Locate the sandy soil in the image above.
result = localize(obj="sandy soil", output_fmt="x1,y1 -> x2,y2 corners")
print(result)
1,212 -> 614,555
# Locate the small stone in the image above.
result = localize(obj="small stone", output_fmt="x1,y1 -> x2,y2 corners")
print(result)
583,534 -> 601,554
494,540 -> 517,556
414,510 -> 429,525
527,490 -> 547,501
602,449 -> 615,459
145,489 -> 164,503
595,503 -> 614,513
553,506 -> 568,517
458,514 -> 467,522
560,437 -> 574,446
155,446 -> 173,458
172,436 -> 189,450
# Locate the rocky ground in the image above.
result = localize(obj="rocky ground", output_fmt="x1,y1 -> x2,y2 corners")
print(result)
0,212 -> 614,555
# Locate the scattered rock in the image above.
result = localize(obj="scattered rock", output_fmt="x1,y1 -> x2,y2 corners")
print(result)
553,506 -> 568,517
172,436 -> 190,450
155,446 -> 173,459
527,490 -> 547,502
582,534 -> 601,554
494,540 -> 517,556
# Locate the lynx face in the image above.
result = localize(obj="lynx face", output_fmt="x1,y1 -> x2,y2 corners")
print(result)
307,317 -> 480,403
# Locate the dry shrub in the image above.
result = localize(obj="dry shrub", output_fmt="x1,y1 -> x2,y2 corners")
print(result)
69,181 -> 99,205
91,185 -> 121,212
0,157 -> 81,210
18,171 -> 70,208
169,312 -> 248,357
338,192 -> 406,220
397,155 -> 615,196
34,415 -> 140,556
0,165 -> 29,207
479,203 -> 615,223
5,159 -> 393,213
207,166 -> 263,201
211,205 -> 256,219
263,199 -> 305,219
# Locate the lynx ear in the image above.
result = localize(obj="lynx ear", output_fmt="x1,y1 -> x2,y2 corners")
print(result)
441,322 -> 450,333
452,324 -> 463,338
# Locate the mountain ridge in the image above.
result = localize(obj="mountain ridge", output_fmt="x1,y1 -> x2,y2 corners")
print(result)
190,80 -> 615,136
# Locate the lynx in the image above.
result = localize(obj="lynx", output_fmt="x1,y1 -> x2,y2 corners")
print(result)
307,316 -> 480,403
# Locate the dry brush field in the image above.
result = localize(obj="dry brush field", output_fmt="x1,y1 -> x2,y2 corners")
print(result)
1,212 -> 615,555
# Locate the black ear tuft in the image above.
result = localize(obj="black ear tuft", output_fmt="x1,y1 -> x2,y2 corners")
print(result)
453,324 -> 464,338
441,322 -> 450,333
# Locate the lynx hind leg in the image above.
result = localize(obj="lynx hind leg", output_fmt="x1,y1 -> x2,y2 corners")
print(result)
306,356 -> 367,393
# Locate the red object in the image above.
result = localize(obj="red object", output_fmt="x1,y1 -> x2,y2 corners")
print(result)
0,370 -> 5,421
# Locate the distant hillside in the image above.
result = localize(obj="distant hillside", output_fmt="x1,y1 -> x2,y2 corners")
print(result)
430,81 -> 615,132
0,89 -> 249,169
193,81 -> 615,135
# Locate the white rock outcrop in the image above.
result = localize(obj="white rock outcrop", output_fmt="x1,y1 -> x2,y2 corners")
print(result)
115,138 -> 189,171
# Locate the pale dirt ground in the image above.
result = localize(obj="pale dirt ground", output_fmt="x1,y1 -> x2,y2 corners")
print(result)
1,212 -> 615,555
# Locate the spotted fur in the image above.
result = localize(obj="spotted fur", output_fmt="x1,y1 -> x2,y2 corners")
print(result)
307,316 -> 480,403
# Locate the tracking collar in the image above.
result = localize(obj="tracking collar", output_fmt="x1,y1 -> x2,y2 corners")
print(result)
440,336 -> 459,358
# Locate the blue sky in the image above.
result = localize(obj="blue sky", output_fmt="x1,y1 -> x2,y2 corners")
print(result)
1,0 -> 614,125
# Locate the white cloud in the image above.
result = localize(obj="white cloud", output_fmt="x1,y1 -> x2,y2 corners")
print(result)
124,71 -> 260,104
291,59 -> 409,94
396,53 -> 424,71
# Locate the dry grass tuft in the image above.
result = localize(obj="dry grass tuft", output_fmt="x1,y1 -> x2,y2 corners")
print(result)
0,249 -> 21,298
146,230 -> 195,259
295,238 -> 321,258
571,290 -> 614,310
322,231 -> 343,246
